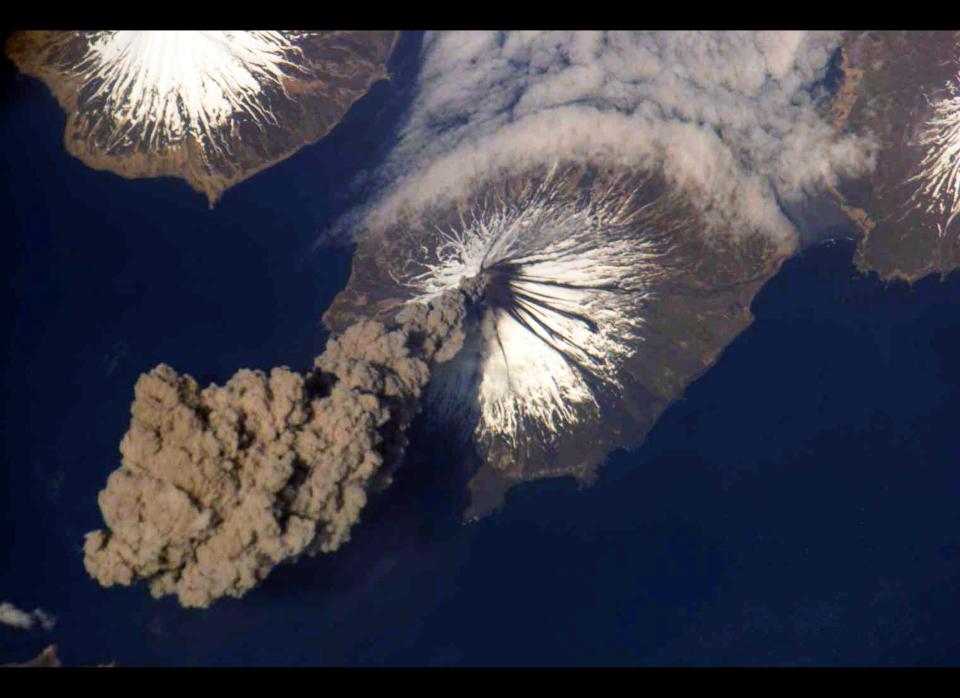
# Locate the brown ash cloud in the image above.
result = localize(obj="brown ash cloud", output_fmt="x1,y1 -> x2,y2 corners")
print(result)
83,286 -> 474,608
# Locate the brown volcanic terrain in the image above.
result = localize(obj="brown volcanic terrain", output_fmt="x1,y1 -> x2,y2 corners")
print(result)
5,31 -> 398,207
325,163 -> 789,519
2,644 -> 62,667
2,645 -> 116,667
832,31 -> 960,282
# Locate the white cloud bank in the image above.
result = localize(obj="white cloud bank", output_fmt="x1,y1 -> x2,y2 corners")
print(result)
348,31 -> 875,248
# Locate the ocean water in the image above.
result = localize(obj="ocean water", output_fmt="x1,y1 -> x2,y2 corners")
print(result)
2,34 -> 960,666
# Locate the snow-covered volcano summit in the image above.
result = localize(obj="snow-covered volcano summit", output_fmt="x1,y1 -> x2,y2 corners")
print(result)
5,30 -> 398,205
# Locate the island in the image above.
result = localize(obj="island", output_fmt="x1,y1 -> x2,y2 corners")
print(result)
4,31 -> 398,206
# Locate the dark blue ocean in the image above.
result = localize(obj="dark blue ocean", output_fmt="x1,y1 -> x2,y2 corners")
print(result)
3,34 -> 960,666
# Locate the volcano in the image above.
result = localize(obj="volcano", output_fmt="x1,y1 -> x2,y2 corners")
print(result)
831,31 -> 960,282
326,161 -> 788,518
5,30 -> 398,206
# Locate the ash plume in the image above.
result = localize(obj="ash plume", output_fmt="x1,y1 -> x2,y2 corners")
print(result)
83,287 -> 473,608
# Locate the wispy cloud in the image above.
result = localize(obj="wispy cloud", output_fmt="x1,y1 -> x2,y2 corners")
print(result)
0,601 -> 56,631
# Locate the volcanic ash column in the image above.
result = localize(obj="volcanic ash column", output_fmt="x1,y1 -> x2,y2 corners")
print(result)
83,286 -> 472,608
